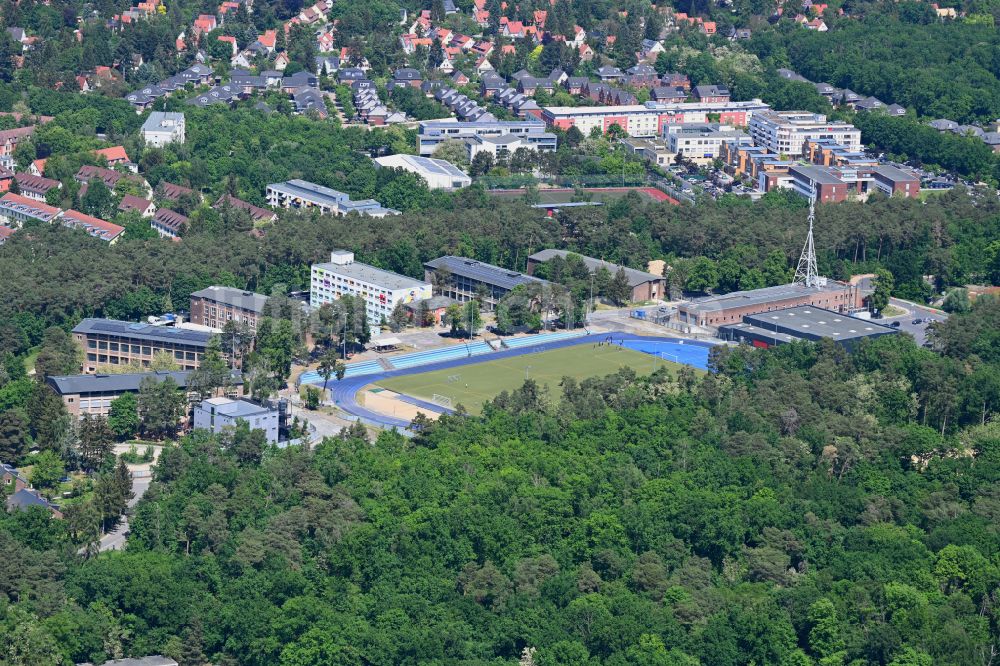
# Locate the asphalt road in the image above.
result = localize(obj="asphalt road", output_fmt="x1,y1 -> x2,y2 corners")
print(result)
97,474 -> 150,553
880,298 -> 947,346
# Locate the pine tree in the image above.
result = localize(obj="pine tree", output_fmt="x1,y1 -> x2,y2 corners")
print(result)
78,414 -> 114,471
607,267 -> 632,306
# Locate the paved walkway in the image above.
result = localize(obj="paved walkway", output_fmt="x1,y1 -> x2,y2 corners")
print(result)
321,332 -> 717,430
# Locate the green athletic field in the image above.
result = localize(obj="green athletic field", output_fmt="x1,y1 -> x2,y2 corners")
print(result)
374,343 -> 679,414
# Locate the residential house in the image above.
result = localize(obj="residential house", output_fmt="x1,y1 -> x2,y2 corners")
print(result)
650,86 -> 687,103
60,209 -> 125,243
213,194 -> 278,223
157,181 -> 197,202
119,194 -> 156,217
693,84 -> 730,103
6,488 -> 62,519
0,125 -> 36,158
597,66 -> 623,81
13,173 -> 60,201
151,208 -> 189,238
391,68 -> 423,89
0,192 -> 60,227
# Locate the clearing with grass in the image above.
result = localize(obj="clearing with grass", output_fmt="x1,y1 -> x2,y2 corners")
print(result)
373,343 -> 683,414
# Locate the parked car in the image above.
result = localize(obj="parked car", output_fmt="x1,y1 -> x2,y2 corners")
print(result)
911,318 -> 922,324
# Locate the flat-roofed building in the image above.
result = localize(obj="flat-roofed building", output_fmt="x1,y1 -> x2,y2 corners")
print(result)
867,164 -> 920,198
748,111 -> 861,156
72,318 -> 216,373
193,397 -> 279,443
266,179 -> 399,217
47,370 -> 244,418
677,280 -> 866,328
190,286 -> 269,330
311,250 -> 432,324
718,305 -> 898,348
417,119 -> 557,156
526,249 -> 666,302
373,154 -> 472,189
663,123 -> 748,164
786,164 -> 851,202
141,111 -> 185,147
424,255 -> 546,310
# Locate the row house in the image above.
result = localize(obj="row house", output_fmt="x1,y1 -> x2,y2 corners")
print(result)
13,173 -> 60,201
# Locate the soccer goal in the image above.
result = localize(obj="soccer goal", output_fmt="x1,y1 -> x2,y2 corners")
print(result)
447,374 -> 462,383
432,394 -> 453,409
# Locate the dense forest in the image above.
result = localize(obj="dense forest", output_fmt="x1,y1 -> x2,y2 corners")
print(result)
3,299 -> 1000,664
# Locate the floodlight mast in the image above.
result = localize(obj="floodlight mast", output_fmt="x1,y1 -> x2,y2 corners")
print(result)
794,187 -> 820,288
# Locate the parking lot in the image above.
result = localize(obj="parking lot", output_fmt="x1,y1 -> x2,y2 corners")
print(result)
879,299 -> 946,346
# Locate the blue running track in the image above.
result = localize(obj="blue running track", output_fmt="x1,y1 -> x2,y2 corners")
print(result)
305,332 -> 718,431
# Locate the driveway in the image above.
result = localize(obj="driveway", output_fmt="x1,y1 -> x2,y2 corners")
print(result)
91,471 -> 151,553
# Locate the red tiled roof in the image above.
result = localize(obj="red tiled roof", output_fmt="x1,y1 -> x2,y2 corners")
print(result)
119,194 -> 153,213
214,193 -> 276,221
158,181 -> 195,200
0,191 -> 60,217
94,146 -> 129,162
153,207 -> 189,232
14,172 -> 60,194
61,209 -> 125,241
258,30 -> 276,48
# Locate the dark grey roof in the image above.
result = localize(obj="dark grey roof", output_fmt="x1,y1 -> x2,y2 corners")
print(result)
694,84 -> 730,97
929,118 -> 958,131
740,306 -> 898,342
191,286 -> 269,313
527,250 -> 663,288
79,657 -> 179,666
681,281 -> 848,315
424,256 -> 546,291
47,369 -> 243,395
6,488 -> 57,512
626,64 -> 657,76
1,462 -> 26,483
72,319 -> 214,347
394,68 -> 422,81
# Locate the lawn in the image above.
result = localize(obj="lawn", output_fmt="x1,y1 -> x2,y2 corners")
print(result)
374,343 -> 680,414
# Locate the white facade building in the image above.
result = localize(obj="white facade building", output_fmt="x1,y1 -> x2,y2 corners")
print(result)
141,112 -> 186,147
663,124 -> 748,163
266,179 -> 399,217
193,397 -> 279,444
748,111 -> 861,156
373,154 -> 472,189
310,250 -> 432,324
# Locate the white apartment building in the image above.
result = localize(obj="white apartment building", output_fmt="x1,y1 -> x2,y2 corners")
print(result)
748,111 -> 861,156
141,112 -> 186,147
310,250 -> 432,324
663,124 -> 749,164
